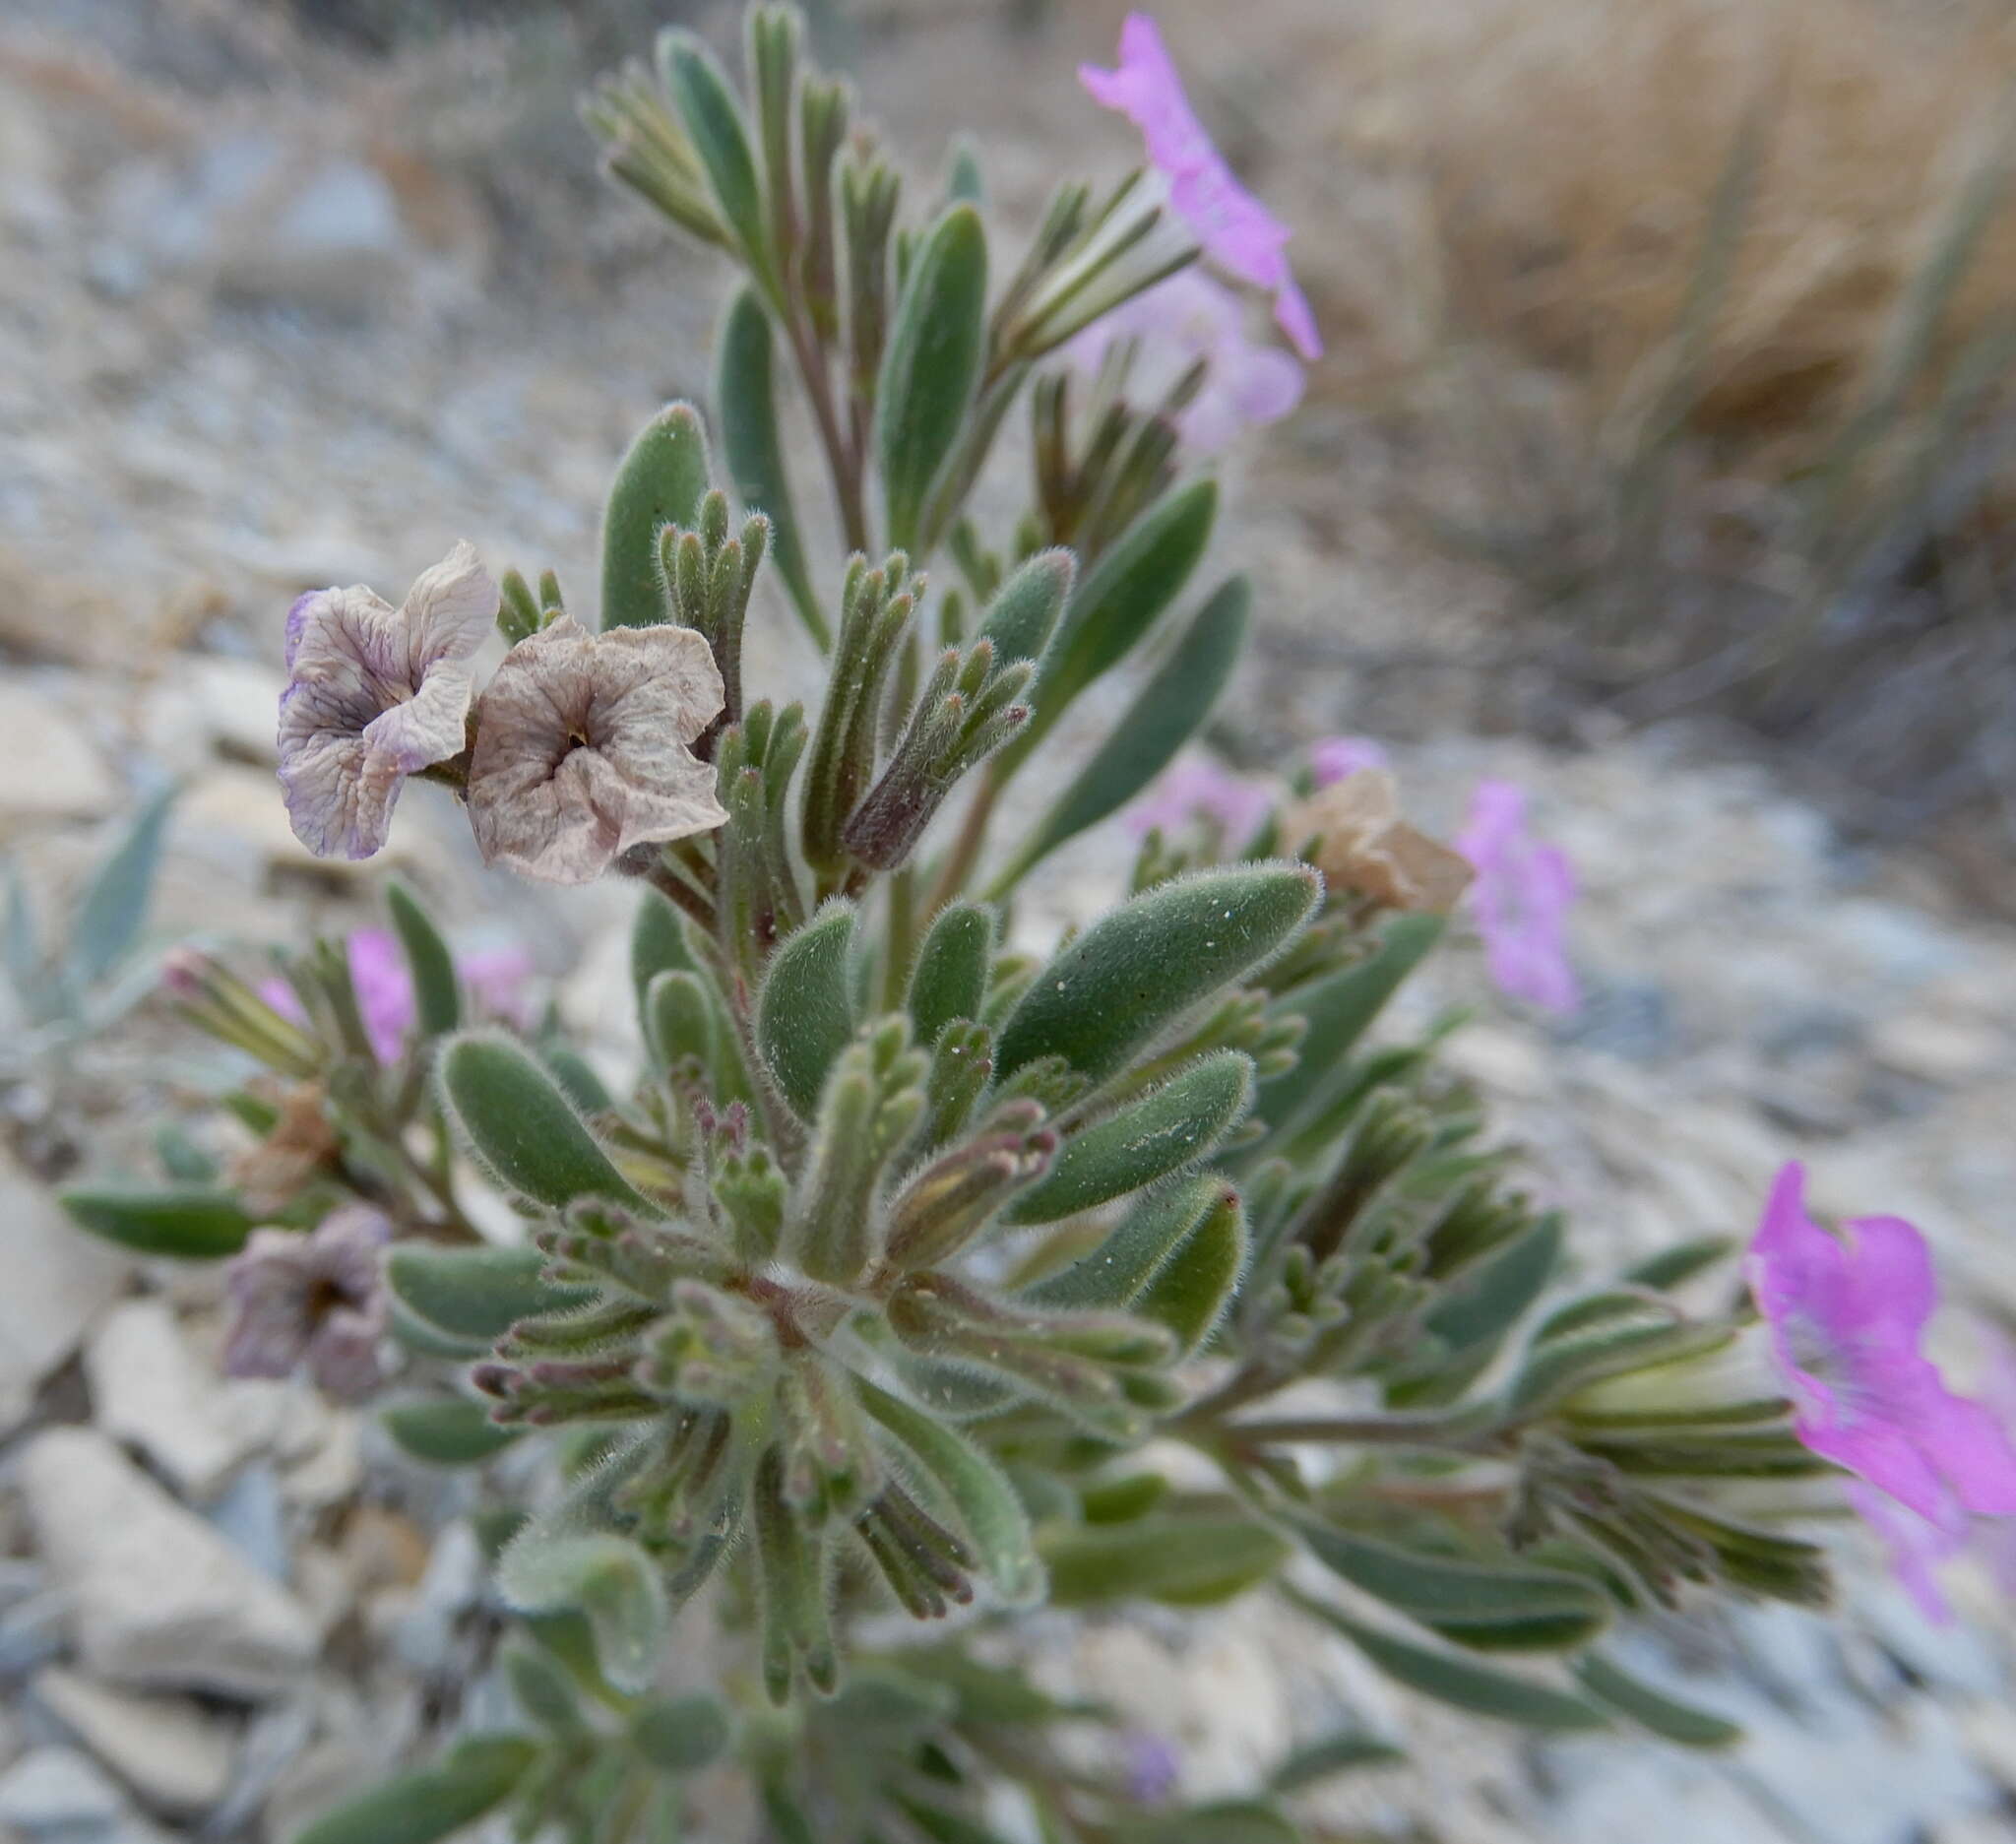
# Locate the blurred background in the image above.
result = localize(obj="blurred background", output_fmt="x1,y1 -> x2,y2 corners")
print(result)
3,1 -> 2016,1840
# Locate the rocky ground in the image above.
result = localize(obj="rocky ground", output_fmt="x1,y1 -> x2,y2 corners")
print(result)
2,3 -> 2015,1841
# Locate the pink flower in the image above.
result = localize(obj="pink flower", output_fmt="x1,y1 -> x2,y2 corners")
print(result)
1455,780 -> 1578,1015
260,929 -> 534,1065
1080,15 -> 1322,361
1311,735 -> 1390,788
1066,270 -> 1303,451
1746,1163 -> 2016,1527
1126,755 -> 1273,845
1848,1484 -> 1965,1624
278,541 -> 497,859
221,1204 -> 392,1399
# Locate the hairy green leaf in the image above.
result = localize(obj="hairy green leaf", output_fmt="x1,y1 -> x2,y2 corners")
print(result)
61,1186 -> 252,1259
907,901 -> 995,1048
386,881 -> 460,1039
381,1397 -> 525,1467
1572,1654 -> 1742,1748
290,1735 -> 539,1844
1040,1513 -> 1288,1608
756,900 -> 857,1119
600,403 -> 711,630
70,782 -> 175,986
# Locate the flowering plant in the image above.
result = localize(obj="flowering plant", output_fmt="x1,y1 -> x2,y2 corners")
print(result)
56,10 -> 2016,1841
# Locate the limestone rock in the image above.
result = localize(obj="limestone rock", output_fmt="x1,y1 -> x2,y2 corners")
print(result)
0,1160 -> 129,1434
0,685 -> 116,829
0,1746 -> 170,1843
32,1670 -> 235,1815
19,1429 -> 318,1698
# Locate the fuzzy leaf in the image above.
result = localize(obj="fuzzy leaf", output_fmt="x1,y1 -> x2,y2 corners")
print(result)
385,1244 -> 594,1344
1292,1517 -> 1608,1652
500,1532 -> 668,1695
1571,1654 -> 1742,1748
1004,477 -> 1217,766
906,901 -> 995,1048
70,782 -> 174,986
381,1397 -> 525,1466
756,901 -> 857,1119
386,881 -> 460,1039
1008,1052 -> 1251,1225
1040,1514 -> 1288,1608
1293,1594 -> 1608,1732
1270,1732 -> 1407,1791
1418,1215 -> 1562,1362
1011,575 -> 1248,876
857,1377 -> 1043,1604
630,1692 -> 731,1773
61,1186 -> 252,1259
1117,1805 -> 1302,1844
660,33 -> 768,266
600,403 -> 711,630
995,863 -> 1319,1086
290,1735 -> 539,1844
976,548 -> 1075,666
1027,1172 -> 1231,1312
875,205 -> 988,550
439,1033 -> 654,1212
631,885 -> 698,1017
1509,1291 -> 1714,1412
718,286 -> 823,646
1133,1185 -> 1246,1354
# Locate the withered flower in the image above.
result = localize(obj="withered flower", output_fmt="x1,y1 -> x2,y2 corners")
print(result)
1284,768 -> 1473,915
221,1204 -> 391,1400
278,541 -> 497,859
228,1081 -> 340,1219
466,616 -> 727,885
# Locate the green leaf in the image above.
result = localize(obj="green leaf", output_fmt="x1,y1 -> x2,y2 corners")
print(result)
718,286 -> 824,648
1623,1237 -> 1735,1290
631,885 -> 698,1017
875,205 -> 988,551
500,1532 -> 668,1695
1254,915 -> 1444,1140
1002,477 -> 1218,769
629,1692 -> 731,1773
857,1377 -> 1043,1605
290,1734 -> 539,1844
154,1125 -> 218,1184
1419,1214 -> 1562,1360
386,881 -> 460,1039
385,1244 -> 595,1344
1571,1654 -> 1742,1748
388,1302 -> 490,1361
1291,1517 -> 1608,1652
381,1396 -> 525,1466
1290,1592 -> 1608,1732
438,1032 -> 654,1212
1133,1185 -> 1246,1354
906,901 -> 995,1047
755,901 -> 857,1119
61,1185 -> 252,1259
995,862 -> 1320,1086
1009,575 -> 1248,878
1008,1052 -> 1251,1225
1117,1804 -> 1302,1844
1270,1731 -> 1406,1792
976,548 -> 1075,666
1040,1513 -> 1288,1609
600,404 -> 711,631
503,1644 -> 583,1731
659,33 -> 768,269
1027,1172 -> 1232,1313
1509,1290 -> 1716,1412
69,782 -> 174,987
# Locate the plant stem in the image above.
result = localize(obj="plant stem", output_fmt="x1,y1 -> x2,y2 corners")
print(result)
780,299 -> 869,554
923,763 -> 1002,917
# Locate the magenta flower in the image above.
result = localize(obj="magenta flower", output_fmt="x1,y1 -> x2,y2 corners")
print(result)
277,541 -> 498,859
221,1204 -> 392,1400
1455,779 -> 1578,1015
1080,14 -> 1322,361
1066,270 -> 1303,451
1848,1484 -> 1965,1624
1310,735 -> 1390,788
1126,755 -> 1274,846
1746,1163 -> 2016,1527
261,928 -> 534,1065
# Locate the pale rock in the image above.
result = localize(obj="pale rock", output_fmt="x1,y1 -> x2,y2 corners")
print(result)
1870,1012 -> 2007,1086
0,1159 -> 129,1434
32,1670 -> 234,1814
84,1300 -> 279,1498
186,658 -> 285,763
19,1429 -> 319,1697
0,1746 -> 169,1843
0,685 -> 116,827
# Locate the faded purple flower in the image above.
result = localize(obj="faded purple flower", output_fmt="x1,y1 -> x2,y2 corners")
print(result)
1747,1163 -> 2016,1527
1455,779 -> 1578,1015
466,616 -> 727,885
278,541 -> 498,859
1311,735 -> 1390,788
221,1204 -> 392,1400
461,943 -> 537,1030
1081,14 -> 1322,360
1126,754 -> 1274,845
1067,270 -> 1304,451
